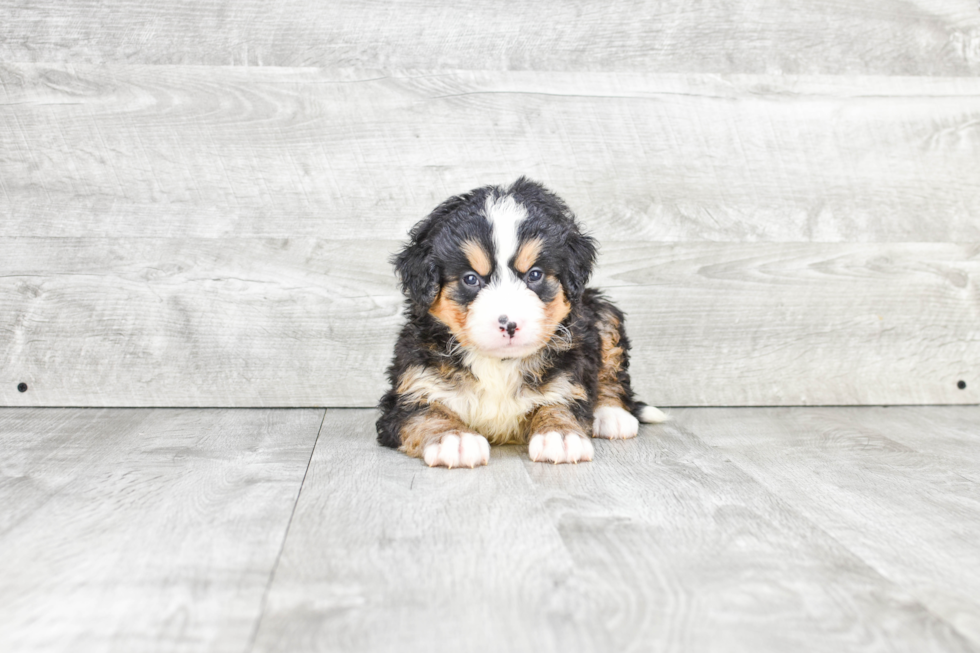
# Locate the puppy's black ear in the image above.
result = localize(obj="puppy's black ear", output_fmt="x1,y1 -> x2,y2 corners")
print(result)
393,216 -> 440,311
509,177 -> 597,300
561,227 -> 598,300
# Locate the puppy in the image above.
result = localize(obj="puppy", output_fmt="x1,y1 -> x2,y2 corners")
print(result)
377,178 -> 666,467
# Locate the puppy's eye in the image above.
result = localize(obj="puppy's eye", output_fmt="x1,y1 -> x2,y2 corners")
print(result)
526,268 -> 544,283
462,273 -> 481,287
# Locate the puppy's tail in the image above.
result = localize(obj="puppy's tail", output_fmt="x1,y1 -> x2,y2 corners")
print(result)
634,402 -> 669,424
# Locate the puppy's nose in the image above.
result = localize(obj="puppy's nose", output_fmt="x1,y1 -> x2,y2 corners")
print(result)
499,320 -> 519,337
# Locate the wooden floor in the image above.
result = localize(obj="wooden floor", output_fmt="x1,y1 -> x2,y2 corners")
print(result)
2,407 -> 980,652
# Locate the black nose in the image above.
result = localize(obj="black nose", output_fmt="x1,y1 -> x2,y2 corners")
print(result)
498,316 -> 519,337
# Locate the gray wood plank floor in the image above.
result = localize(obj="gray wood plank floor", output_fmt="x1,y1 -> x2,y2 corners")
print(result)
2,407 -> 979,652
0,408 -> 324,653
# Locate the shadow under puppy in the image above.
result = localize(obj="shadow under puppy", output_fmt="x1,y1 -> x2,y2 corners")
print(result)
377,178 -> 666,467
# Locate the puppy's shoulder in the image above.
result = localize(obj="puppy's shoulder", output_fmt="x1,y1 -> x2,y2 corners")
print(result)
578,288 -> 625,321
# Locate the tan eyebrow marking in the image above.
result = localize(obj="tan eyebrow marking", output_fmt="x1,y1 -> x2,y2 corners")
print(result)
462,239 -> 492,277
513,237 -> 544,274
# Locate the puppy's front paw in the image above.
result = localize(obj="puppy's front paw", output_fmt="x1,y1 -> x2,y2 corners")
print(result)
423,431 -> 490,469
528,431 -> 594,464
592,405 -> 639,440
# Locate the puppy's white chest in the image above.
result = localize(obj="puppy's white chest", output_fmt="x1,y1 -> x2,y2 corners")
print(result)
452,355 -> 536,444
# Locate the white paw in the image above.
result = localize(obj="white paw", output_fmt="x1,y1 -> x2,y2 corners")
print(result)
423,431 -> 490,469
528,431 -> 594,464
592,405 -> 639,439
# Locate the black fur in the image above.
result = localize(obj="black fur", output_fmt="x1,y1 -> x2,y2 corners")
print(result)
392,186 -> 496,314
510,177 -> 598,301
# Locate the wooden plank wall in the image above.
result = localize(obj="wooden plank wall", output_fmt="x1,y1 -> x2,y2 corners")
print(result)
1,1 -> 978,407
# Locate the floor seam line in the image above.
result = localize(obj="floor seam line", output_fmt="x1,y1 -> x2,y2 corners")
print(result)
244,407 -> 327,653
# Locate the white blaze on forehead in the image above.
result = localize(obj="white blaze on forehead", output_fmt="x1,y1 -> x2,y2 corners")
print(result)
484,194 -> 527,281
468,193 -> 542,359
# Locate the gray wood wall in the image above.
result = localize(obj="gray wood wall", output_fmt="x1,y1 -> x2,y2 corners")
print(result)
1,1 -> 978,407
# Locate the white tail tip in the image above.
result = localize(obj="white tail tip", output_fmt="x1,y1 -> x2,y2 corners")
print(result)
638,405 -> 669,423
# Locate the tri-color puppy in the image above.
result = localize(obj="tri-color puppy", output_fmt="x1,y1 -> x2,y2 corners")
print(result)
377,178 -> 666,467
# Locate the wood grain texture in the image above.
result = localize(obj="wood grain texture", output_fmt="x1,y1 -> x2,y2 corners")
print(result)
1,0 -> 978,74
600,241 -> 980,407
2,64 -> 980,242
0,407 -> 324,653
0,238 -> 403,407
2,239 -> 977,407
251,408 -> 978,652
838,406 -> 980,484
678,406 -> 980,645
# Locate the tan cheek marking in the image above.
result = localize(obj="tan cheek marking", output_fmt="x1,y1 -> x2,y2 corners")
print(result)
544,282 -> 572,326
514,237 -> 544,274
462,240 -> 492,277
429,286 -> 471,344
520,279 -> 572,353
531,280 -> 571,350
398,402 -> 469,458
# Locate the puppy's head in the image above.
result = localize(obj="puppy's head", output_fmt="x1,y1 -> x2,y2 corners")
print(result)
394,178 -> 597,359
